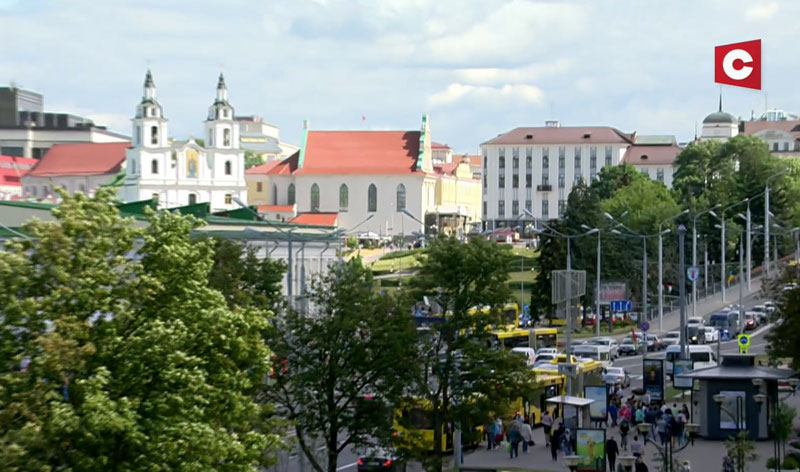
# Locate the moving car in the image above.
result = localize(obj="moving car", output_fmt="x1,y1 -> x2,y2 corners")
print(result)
750,306 -> 768,325
686,326 -> 705,344
663,331 -> 681,347
665,345 -> 718,378
572,344 -> 614,367
603,366 -> 631,388
687,317 -> 705,328
535,353 -> 557,364
646,334 -> 663,351
618,336 -> 638,356
587,337 -> 620,358
511,347 -> 537,367
764,301 -> 777,315
703,326 -> 719,343
357,448 -> 406,472
744,313 -> 757,331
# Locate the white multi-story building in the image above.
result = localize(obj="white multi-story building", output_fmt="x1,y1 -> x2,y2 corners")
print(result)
623,135 -> 681,188
480,121 -> 634,229
119,71 -> 246,210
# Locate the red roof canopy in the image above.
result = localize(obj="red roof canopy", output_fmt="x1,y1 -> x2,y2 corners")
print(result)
246,160 -> 284,175
0,155 -> 37,187
27,142 -> 130,177
294,131 -> 422,175
289,212 -> 338,227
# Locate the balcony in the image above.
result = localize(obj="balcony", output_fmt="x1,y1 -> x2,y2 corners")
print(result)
536,184 -> 553,191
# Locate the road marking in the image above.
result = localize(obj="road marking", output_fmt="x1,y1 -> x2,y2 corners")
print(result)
336,462 -> 359,471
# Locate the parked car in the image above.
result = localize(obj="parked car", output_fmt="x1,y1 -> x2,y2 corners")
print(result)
703,326 -> 719,343
687,316 -> 705,328
357,448 -> 406,472
663,331 -> 681,347
587,337 -> 620,358
764,300 -> 777,315
646,334 -> 663,351
603,366 -> 631,387
534,353 -> 557,364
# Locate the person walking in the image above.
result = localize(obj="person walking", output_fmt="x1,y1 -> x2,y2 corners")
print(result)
487,419 -> 498,450
619,418 -> 630,451
494,417 -> 504,449
606,435 -> 619,472
635,405 -> 645,426
609,401 -> 619,427
507,418 -> 522,459
542,411 -> 553,446
561,427 -> 572,456
635,456 -> 649,472
550,423 -> 561,461
656,415 -> 668,446
520,419 -> 534,454
630,435 -> 643,458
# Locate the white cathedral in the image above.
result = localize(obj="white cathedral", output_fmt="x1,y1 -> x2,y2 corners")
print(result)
120,70 -> 246,210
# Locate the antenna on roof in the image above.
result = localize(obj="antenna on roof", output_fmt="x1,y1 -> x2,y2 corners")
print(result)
719,92 -> 723,112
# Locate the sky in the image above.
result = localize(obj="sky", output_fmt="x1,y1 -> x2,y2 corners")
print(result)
2,0 -> 799,153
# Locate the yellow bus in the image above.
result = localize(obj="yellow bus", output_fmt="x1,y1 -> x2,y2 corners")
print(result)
505,372 -> 566,426
488,327 -> 559,351
531,328 -> 558,351
393,398 -> 484,453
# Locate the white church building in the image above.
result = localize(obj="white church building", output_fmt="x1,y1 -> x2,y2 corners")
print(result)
119,71 -> 246,210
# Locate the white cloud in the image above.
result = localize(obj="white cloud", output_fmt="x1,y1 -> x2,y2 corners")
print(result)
427,83 -> 545,108
745,2 -> 779,21
453,59 -> 572,86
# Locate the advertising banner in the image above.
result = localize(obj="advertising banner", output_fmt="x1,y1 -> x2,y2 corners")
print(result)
584,385 -> 608,422
576,428 -> 606,472
673,359 -> 694,390
643,359 -> 665,402
599,282 -> 627,303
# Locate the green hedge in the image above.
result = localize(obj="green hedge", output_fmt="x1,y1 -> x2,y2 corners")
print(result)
378,248 -> 427,261
379,277 -> 413,287
507,281 -> 535,291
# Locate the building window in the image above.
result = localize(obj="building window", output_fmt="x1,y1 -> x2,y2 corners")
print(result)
152,193 -> 159,202
311,183 -> 320,212
640,169 -> 650,178
773,142 -> 779,152
542,176 -> 550,186
512,174 -> 519,188
574,147 -> 581,166
396,183 -> 406,211
512,156 -> 519,171
288,183 -> 295,205
189,193 -> 197,205
79,184 -> 86,193
339,184 -> 349,212
526,172 -> 532,188
656,169 -> 665,183
604,146 -> 612,166
590,155 -> 597,171
499,155 -> 505,170
223,128 -> 231,147
512,200 -> 519,216
225,160 -> 232,175
558,175 -> 565,188
150,126 -> 158,145
224,109 -> 229,119
498,200 -> 505,217
151,159 -> 158,174
783,142 -> 789,151
368,184 -> 377,212
590,171 -> 597,181
559,147 -> 565,166
225,194 -> 232,205
273,184 -> 278,203
134,125 -> 140,146
482,201 -> 487,216
542,199 -> 549,218
208,129 -> 213,147
257,182 -> 263,192
525,199 -> 532,213
558,200 -> 566,217
499,175 -> 505,188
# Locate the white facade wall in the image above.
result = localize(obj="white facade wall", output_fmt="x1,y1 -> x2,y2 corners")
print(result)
480,142 -> 629,227
632,165 -> 674,188
700,123 -> 738,142
0,128 -> 129,159
21,173 -> 117,197
752,129 -> 799,154
271,174 -> 432,236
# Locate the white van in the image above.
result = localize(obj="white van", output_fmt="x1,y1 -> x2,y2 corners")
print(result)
572,345 -> 613,367
665,345 -> 717,378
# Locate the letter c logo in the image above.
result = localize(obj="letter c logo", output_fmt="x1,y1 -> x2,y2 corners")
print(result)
723,49 -> 754,81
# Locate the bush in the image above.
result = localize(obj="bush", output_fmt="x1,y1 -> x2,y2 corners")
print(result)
767,457 -> 778,469
784,457 -> 799,470
379,248 -> 427,261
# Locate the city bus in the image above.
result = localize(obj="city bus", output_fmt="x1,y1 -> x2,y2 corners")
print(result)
393,397 -> 484,453
488,327 -> 559,351
507,371 -> 565,425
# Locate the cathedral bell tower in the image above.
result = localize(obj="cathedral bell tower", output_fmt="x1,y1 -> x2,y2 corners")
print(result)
132,69 -> 168,149
204,73 -> 239,150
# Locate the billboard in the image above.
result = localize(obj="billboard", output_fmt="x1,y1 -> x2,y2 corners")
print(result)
576,428 -> 606,472
673,359 -> 694,390
643,359 -> 665,402
584,385 -> 608,421
715,39 -> 762,91
599,282 -> 627,303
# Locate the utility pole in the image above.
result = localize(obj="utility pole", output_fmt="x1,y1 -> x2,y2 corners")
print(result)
642,238 -> 648,327
566,238 -> 573,396
765,184 -> 771,277
721,218 -> 727,303
596,230 -> 601,338
678,225 -> 687,360
746,205 -> 752,290
738,235 -> 744,335
658,231 -> 664,331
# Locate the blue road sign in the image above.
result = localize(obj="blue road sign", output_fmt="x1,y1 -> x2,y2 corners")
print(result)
721,330 -> 732,342
523,304 -> 530,313
610,300 -> 633,312
687,266 -> 700,283
641,321 -> 650,332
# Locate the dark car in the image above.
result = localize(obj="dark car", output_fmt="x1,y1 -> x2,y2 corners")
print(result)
357,448 -> 406,472
686,326 -> 705,344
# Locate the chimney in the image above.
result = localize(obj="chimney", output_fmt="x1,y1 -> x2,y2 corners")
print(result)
303,119 -> 310,130
545,120 -> 560,128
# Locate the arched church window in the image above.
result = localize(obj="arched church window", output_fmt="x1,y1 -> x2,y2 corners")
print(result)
188,193 -> 197,205
288,184 -> 295,205
223,128 -> 231,147
339,184 -> 349,212
368,184 -> 377,212
150,126 -> 158,145
310,183 -> 320,212
396,183 -> 406,211
151,159 -> 158,174
225,160 -> 232,175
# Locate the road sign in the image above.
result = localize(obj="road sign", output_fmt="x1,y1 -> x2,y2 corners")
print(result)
523,304 -> 530,313
641,321 -> 650,332
738,334 -> 751,354
721,331 -> 732,342
687,266 -> 700,283
610,300 -> 633,312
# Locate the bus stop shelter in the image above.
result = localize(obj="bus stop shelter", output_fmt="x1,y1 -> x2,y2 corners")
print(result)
546,395 -> 596,442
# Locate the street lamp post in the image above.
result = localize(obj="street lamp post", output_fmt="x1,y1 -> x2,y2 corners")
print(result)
658,210 -> 688,332
582,223 -> 602,338
766,170 -> 788,277
692,205 -> 720,316
721,199 -> 750,303
637,422 -> 699,472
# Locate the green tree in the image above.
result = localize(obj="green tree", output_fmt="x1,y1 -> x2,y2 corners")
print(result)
263,258 -> 418,472
765,264 -> 800,370
408,236 -> 534,471
0,189 -> 280,470
724,431 -> 758,472
590,164 -> 646,201
245,150 -> 266,169
208,238 -> 286,310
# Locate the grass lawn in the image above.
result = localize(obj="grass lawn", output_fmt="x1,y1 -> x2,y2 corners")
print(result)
370,254 -> 422,273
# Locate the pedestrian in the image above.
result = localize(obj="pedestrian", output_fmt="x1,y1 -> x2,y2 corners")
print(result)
494,417 -> 504,449
656,414 -> 668,446
680,403 -> 690,422
619,404 -> 630,424
670,411 -> 684,447
507,419 -> 521,459
609,401 -> 619,427
487,419 -> 498,450
635,405 -> 645,425
619,418 -> 630,450
561,427 -> 572,455
635,456 -> 649,472
542,410 -> 553,446
550,423 -> 561,461
642,392 -> 651,406
630,435 -> 643,458
606,435 -> 619,472
644,405 -> 655,427
520,419 -> 534,454
722,455 -> 735,472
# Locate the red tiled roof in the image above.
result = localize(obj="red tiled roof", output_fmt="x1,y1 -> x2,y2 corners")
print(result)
257,205 -> 294,213
245,160 -> 283,175
289,212 -> 338,227
26,142 -> 130,177
0,155 -> 37,187
483,126 -> 634,145
294,131 -> 421,175
432,141 -> 450,149
741,120 -> 800,136
266,152 -> 299,176
435,162 -> 459,176
623,144 -> 681,166
458,154 -> 482,168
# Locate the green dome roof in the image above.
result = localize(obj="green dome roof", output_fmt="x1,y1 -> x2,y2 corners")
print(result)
703,111 -> 736,124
